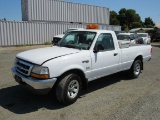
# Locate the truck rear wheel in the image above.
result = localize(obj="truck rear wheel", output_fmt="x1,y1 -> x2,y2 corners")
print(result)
128,59 -> 142,79
56,73 -> 82,105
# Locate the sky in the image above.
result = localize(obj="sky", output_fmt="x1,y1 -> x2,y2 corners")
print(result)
0,0 -> 160,23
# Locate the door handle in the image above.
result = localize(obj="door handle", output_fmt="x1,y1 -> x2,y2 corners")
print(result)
114,53 -> 118,56
82,60 -> 89,63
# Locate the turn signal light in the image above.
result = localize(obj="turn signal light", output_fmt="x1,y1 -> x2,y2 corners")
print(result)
31,73 -> 49,79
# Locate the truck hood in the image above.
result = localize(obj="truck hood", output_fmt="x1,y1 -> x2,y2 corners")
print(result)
16,46 -> 80,65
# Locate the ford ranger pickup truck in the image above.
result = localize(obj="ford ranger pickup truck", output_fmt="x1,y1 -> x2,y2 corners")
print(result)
12,29 -> 152,105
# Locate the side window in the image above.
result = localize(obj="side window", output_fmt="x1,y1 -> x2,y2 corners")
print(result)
134,34 -> 138,39
130,34 -> 134,40
95,33 -> 115,51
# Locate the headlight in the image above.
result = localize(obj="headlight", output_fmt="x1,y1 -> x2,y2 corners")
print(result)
31,65 -> 50,79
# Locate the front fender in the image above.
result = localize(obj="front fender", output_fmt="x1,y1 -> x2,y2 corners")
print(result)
59,64 -> 86,77
43,56 -> 91,79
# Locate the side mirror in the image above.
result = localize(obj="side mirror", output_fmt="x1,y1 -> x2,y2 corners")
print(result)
52,37 -> 60,45
93,44 -> 104,53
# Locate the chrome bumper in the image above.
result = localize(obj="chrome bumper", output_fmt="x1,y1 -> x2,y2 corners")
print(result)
11,67 -> 57,94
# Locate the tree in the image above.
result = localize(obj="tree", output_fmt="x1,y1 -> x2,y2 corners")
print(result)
125,9 -> 141,28
134,14 -> 141,22
110,11 -> 120,25
110,18 -> 120,25
144,17 -> 155,28
117,8 -> 142,30
118,8 -> 127,26
110,8 -> 155,30
132,22 -> 142,28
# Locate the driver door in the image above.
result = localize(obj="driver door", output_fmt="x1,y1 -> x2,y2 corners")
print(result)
90,33 -> 119,80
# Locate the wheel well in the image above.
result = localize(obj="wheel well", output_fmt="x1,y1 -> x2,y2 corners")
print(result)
56,69 -> 88,90
134,55 -> 143,70
135,55 -> 143,61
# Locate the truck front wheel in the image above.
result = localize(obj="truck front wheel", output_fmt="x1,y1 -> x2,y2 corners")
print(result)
56,73 -> 82,105
128,59 -> 142,79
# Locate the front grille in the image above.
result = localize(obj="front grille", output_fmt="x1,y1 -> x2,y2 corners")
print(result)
15,59 -> 34,76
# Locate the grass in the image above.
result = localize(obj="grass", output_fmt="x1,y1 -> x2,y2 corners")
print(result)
15,44 -> 33,47
43,41 -> 52,45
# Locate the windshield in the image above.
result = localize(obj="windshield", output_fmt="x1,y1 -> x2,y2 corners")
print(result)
117,35 -> 130,41
58,31 -> 96,50
138,34 -> 147,37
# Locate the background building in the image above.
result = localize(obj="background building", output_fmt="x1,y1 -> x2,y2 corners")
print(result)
22,0 -> 110,24
0,0 -> 121,46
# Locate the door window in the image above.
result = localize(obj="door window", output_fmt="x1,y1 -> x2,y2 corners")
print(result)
95,33 -> 115,51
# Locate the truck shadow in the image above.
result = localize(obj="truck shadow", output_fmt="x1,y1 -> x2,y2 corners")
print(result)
82,71 -> 130,96
0,85 -> 65,114
0,72 -> 131,114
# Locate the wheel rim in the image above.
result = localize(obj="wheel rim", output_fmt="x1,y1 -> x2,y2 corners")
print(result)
67,80 -> 79,99
134,62 -> 141,76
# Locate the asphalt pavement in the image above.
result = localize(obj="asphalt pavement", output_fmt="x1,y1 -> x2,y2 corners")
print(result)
0,44 -> 160,120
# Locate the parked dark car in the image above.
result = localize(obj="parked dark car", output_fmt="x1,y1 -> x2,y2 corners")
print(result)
146,28 -> 160,42
117,33 -> 144,44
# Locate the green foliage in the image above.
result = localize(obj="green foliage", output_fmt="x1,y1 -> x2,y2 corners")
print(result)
118,8 -> 142,30
110,8 -> 155,30
110,11 -> 120,25
15,44 -> 33,47
44,41 -> 51,45
110,17 -> 120,25
124,26 -> 129,32
144,17 -> 155,28
118,8 -> 127,26
110,11 -> 118,18
132,22 -> 142,28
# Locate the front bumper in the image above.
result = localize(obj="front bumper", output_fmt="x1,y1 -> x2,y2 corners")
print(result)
11,67 -> 57,94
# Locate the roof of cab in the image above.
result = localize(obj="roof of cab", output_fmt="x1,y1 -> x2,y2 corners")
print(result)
72,29 -> 115,33
68,28 -> 84,30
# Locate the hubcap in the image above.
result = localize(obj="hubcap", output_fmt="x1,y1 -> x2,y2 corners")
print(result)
67,80 -> 79,99
134,63 -> 141,75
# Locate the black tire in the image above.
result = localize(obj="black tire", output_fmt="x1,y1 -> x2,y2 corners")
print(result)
56,73 -> 82,105
128,59 -> 142,79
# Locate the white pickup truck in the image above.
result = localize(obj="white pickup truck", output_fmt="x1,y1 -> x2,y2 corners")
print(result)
12,29 -> 152,105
